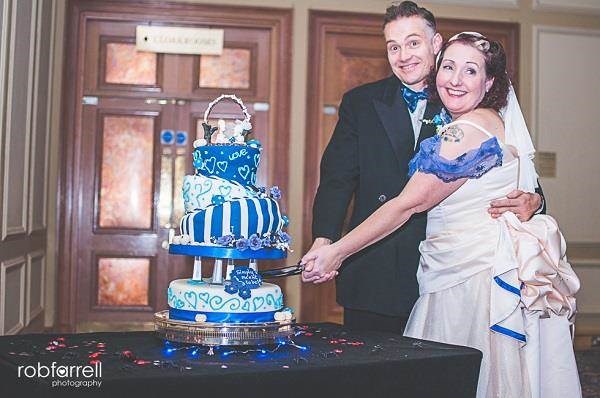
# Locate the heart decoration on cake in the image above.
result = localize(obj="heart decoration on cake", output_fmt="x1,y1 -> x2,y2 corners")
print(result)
252,296 -> 265,312
198,292 -> 210,305
218,185 -> 232,197
203,156 -> 217,174
183,291 -> 198,309
238,165 -> 250,180
217,161 -> 228,172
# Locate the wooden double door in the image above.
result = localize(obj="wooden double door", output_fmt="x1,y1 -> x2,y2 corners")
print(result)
59,1 -> 291,331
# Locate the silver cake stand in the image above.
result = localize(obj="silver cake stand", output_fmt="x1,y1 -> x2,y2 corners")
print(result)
154,310 -> 296,346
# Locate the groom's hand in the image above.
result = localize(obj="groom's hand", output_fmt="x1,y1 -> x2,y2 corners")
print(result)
488,190 -> 542,221
301,237 -> 332,283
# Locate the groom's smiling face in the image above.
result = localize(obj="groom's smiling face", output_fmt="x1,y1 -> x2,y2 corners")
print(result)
384,16 -> 442,91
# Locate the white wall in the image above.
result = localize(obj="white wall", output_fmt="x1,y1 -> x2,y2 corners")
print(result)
0,0 -> 55,334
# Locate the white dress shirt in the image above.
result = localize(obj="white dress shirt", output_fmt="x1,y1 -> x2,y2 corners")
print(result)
409,98 -> 427,148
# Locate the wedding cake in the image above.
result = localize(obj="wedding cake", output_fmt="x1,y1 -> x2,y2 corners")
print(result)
168,95 -> 293,324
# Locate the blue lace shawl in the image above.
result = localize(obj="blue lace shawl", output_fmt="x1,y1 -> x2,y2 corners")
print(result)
408,135 -> 503,182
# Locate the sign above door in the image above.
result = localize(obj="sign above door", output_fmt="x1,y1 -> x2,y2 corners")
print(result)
136,25 -> 224,55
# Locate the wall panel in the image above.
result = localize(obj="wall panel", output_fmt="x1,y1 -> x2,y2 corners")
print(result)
0,256 -> 26,334
533,26 -> 600,331
29,0 -> 53,232
26,251 -> 45,324
2,0 -> 36,239
0,0 -> 51,335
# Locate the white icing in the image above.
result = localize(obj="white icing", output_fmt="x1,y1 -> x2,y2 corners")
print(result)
168,279 -> 283,313
194,314 -> 207,322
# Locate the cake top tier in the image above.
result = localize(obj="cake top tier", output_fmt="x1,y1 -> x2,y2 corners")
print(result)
197,94 -> 253,146
192,94 -> 263,187
193,143 -> 261,187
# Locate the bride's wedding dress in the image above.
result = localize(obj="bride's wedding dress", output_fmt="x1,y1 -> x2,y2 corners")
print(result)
404,120 -> 581,398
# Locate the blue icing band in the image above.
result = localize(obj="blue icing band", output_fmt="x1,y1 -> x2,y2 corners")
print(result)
247,199 -> 258,236
211,204 -> 223,238
169,308 -> 276,323
169,244 -> 286,260
193,211 -> 205,239
230,200 -> 241,237
259,199 -> 270,234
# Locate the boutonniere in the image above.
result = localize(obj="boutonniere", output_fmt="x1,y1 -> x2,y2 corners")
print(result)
421,108 -> 452,134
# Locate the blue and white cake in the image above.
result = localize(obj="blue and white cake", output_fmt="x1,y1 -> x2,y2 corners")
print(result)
168,277 -> 284,323
172,139 -> 290,251
168,94 -> 293,325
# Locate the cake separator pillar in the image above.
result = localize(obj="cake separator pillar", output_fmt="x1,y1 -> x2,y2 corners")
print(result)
192,256 -> 202,281
211,259 -> 223,284
225,258 -> 235,280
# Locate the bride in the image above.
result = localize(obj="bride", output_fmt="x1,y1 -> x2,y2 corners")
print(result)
302,32 -> 581,398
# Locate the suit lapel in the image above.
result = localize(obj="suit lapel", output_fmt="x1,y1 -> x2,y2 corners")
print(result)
415,101 -> 442,152
373,77 -> 414,164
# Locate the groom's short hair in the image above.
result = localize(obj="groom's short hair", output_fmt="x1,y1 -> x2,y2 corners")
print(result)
384,1 -> 436,31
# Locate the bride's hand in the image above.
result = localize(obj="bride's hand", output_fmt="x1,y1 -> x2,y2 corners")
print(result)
301,244 -> 344,284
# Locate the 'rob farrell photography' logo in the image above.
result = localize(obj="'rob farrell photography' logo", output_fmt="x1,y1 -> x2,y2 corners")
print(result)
18,361 -> 102,388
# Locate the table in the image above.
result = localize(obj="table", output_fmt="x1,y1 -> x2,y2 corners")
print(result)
0,323 -> 481,397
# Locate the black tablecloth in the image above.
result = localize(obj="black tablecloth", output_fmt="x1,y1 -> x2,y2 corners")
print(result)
0,323 -> 481,397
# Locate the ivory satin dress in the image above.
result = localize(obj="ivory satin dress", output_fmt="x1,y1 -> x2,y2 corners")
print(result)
404,120 -> 581,398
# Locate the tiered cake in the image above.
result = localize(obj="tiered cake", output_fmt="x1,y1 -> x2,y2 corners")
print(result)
167,95 -> 293,326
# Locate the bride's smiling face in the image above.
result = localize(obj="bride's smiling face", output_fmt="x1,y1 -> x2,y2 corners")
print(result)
436,42 -> 494,118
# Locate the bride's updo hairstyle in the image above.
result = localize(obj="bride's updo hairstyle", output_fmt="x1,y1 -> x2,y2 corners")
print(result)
427,32 -> 510,112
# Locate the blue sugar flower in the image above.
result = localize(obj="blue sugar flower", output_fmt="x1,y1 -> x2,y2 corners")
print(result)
236,238 -> 249,251
281,215 -> 289,227
211,195 -> 225,206
216,235 -> 234,246
224,282 -> 237,295
247,139 -> 262,149
261,237 -> 271,248
248,234 -> 262,251
270,186 -> 282,200
239,287 -> 251,300
278,232 -> 291,244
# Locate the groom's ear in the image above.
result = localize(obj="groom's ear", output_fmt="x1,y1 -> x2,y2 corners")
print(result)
432,32 -> 443,54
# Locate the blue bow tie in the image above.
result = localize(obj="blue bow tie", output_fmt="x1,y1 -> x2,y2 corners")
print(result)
402,86 -> 428,113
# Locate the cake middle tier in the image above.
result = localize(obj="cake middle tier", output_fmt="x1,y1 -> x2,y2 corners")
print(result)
180,197 -> 284,242
183,174 -> 257,212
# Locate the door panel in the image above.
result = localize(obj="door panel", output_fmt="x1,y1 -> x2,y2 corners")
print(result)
78,97 -> 170,323
60,1 -> 291,331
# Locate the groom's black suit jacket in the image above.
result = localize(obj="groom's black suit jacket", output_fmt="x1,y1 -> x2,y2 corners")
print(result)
312,75 -> 441,317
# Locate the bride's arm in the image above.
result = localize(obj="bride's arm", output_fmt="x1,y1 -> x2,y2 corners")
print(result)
302,119 -> 495,282
333,171 -> 464,261
301,172 -> 465,283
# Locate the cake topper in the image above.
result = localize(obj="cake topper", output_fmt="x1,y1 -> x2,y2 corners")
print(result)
200,94 -> 253,145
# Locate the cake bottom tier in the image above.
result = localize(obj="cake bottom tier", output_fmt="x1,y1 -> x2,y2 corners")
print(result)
167,279 -> 283,323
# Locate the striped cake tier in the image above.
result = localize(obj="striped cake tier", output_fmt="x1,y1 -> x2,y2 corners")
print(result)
179,197 -> 285,243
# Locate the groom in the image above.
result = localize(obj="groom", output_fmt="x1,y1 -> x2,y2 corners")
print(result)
304,1 -> 544,333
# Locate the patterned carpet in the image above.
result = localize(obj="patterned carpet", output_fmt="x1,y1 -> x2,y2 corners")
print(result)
577,350 -> 600,397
